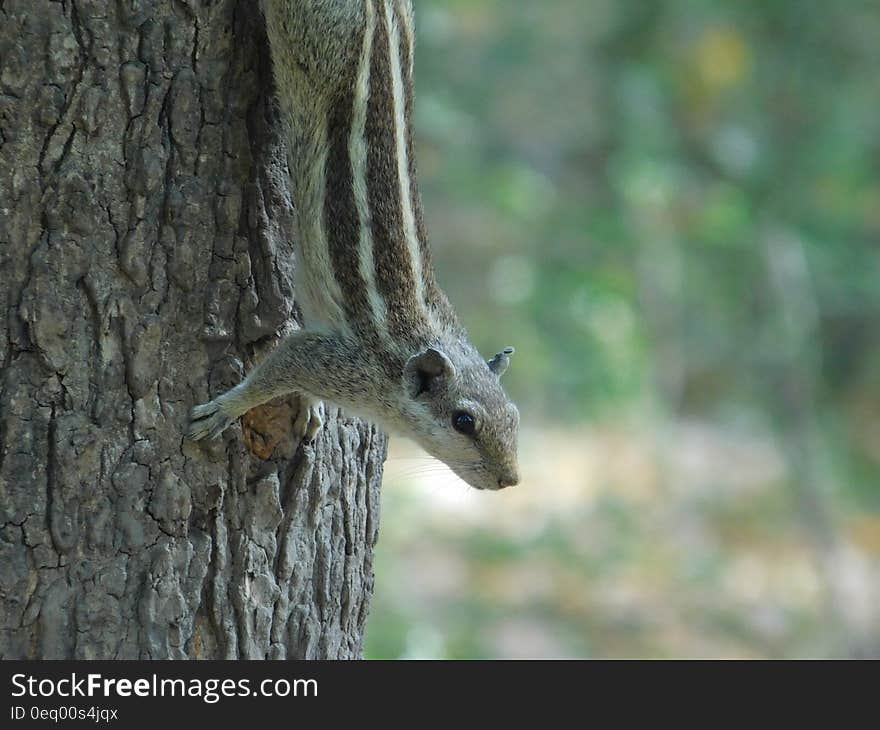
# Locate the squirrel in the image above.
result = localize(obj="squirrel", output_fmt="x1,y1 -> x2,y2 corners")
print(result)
188,0 -> 520,491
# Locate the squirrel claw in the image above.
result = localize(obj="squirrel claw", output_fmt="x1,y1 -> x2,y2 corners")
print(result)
187,399 -> 234,441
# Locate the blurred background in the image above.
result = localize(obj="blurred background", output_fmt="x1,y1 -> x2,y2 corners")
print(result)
364,0 -> 880,658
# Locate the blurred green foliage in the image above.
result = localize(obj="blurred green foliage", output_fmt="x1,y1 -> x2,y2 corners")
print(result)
365,0 -> 880,658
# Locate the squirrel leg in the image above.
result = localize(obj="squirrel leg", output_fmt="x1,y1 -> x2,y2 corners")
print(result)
292,395 -> 323,443
188,331 -> 368,442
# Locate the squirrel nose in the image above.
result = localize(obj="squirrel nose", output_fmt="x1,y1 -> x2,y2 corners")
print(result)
497,471 -> 519,489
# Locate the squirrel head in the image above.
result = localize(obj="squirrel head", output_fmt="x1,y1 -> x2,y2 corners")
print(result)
398,344 -> 520,491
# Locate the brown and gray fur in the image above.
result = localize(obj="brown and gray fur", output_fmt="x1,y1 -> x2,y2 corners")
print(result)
188,0 -> 520,491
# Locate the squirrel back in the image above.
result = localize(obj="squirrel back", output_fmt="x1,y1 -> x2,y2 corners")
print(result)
261,0 -> 455,352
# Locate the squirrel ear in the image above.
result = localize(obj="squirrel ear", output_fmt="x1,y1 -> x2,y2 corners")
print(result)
487,346 -> 515,377
404,347 -> 456,398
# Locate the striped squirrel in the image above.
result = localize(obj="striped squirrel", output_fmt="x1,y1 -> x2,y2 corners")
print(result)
188,0 -> 520,491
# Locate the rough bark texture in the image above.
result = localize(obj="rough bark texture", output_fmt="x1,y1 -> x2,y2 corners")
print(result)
0,0 -> 386,659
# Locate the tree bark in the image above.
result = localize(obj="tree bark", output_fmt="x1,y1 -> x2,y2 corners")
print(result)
0,0 -> 386,659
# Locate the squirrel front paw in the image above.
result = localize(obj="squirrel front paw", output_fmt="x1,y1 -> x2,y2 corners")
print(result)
187,398 -> 235,441
292,397 -> 324,444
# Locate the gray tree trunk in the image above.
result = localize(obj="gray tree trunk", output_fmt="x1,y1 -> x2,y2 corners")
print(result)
0,0 -> 386,659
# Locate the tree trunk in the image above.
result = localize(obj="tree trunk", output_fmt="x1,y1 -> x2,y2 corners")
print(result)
0,0 -> 386,659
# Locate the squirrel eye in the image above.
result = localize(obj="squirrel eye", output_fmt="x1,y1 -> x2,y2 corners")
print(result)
452,410 -> 476,435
